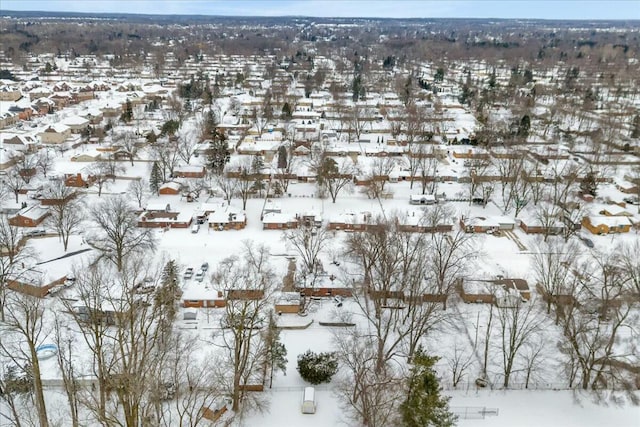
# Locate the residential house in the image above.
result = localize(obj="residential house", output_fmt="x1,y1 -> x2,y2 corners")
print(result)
208,205 -> 247,230
581,216 -> 632,235
8,205 -> 50,227
61,115 -> 90,134
0,85 -> 22,101
397,210 -> 453,233
262,212 -> 299,230
460,277 -> 529,307
2,134 -> 39,153
173,165 -> 206,179
158,182 -> 183,195
39,123 -> 71,144
64,172 -> 96,188
6,267 -> 67,298
409,194 -> 437,205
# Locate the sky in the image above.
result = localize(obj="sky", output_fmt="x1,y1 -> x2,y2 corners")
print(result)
1,0 -> 639,20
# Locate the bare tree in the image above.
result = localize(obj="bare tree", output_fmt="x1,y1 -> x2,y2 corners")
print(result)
0,292 -> 50,427
212,241 -> 276,414
496,156 -> 531,215
531,238 -> 582,318
558,251 -> 638,396
152,142 -> 181,182
52,314 -> 81,427
495,297 -> 544,388
127,178 -> 148,209
314,153 -> 355,203
417,145 -> 440,195
334,327 -> 403,427
445,342 -> 475,387
86,195 -> 155,271
361,157 -> 395,200
3,168 -> 24,203
0,218 -> 32,322
12,153 -> 38,185
35,148 -> 55,178
176,127 -> 198,165
113,131 -> 138,167
428,223 -> 477,310
214,171 -> 237,205
344,217 -> 448,370
282,223 -> 332,279
157,333 -> 223,427
44,180 -> 83,251
88,161 -> 114,197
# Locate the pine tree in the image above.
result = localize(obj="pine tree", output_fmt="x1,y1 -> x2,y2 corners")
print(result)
281,102 -> 292,120
154,260 -> 181,324
277,145 -> 288,169
580,171 -> 598,196
263,313 -> 288,388
207,138 -> 230,176
400,348 -> 456,427
150,162 -> 162,195
631,114 -> 640,139
120,99 -> 133,123
518,115 -> 531,139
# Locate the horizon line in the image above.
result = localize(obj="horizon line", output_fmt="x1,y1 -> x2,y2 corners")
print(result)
2,9 -> 639,22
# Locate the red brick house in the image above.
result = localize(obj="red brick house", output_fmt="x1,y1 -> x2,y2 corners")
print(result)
158,182 -> 183,195
8,205 -> 50,227
173,165 -> 206,179
64,172 -> 96,188
6,268 -> 67,298
262,212 -> 299,230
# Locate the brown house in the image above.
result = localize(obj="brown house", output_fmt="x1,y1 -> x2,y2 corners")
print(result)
138,210 -> 192,228
6,268 -> 67,298
262,212 -> 299,230
8,205 -> 50,227
65,172 -> 96,188
158,182 -> 183,195
39,189 -> 78,206
173,165 -> 206,179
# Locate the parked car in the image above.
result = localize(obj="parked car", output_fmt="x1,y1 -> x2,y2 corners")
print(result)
623,197 -> 639,205
194,270 -> 205,282
191,224 -> 200,234
201,262 -> 209,272
24,228 -> 46,237
580,237 -> 595,248
183,268 -> 194,279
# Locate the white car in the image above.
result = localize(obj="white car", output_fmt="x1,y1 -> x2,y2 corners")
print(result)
194,270 -> 205,282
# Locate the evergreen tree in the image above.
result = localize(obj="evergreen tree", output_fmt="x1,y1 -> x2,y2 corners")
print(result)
120,99 -> 133,123
518,115 -> 531,139
277,145 -> 288,169
297,350 -> 338,385
150,161 -> 162,195
400,348 -> 456,427
207,137 -> 230,176
263,313 -> 288,388
160,119 -> 180,137
281,102 -> 292,121
434,67 -> 445,82
631,114 -> 640,139
488,68 -> 497,89
580,171 -> 598,196
154,259 -> 182,328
